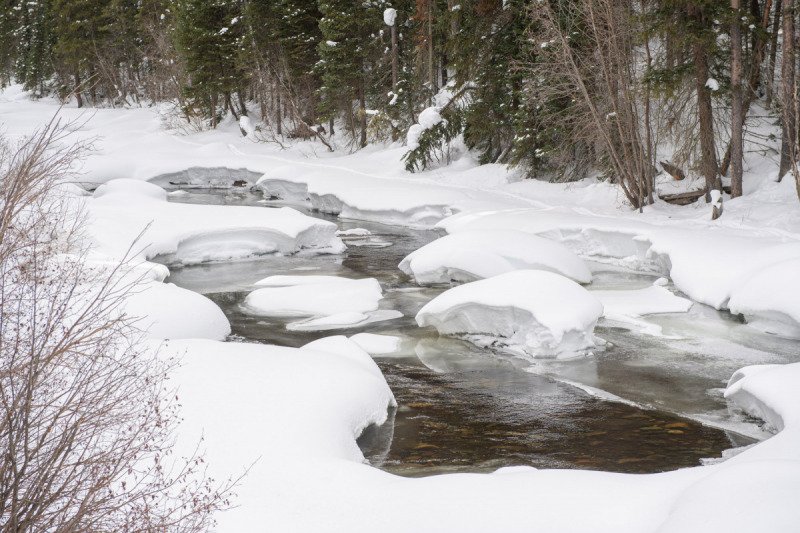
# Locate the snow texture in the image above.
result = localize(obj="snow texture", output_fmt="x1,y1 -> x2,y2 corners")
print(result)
728,258 -> 800,338
416,270 -> 604,358
399,229 -> 592,285
383,7 -> 397,26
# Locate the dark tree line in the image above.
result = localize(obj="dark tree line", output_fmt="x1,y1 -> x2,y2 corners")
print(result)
3,0 -> 800,205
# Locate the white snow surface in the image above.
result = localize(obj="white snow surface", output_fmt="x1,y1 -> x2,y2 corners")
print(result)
416,270 -> 604,358
122,281 -> 230,340
244,275 -> 401,330
244,275 -> 382,317
164,339 -> 800,533
592,284 -> 693,335
349,332 -> 403,354
89,179 -> 344,266
399,229 -> 592,285
728,258 -> 800,338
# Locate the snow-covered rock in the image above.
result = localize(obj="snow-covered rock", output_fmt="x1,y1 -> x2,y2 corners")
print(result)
728,258 -> 800,338
399,229 -> 592,285
243,275 -> 401,330
416,270 -> 604,358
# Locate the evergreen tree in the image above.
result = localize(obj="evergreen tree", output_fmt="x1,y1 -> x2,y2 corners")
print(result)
316,0 -> 388,146
175,0 -> 248,126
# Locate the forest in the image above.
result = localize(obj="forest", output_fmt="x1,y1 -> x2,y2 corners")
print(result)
3,0 -> 799,209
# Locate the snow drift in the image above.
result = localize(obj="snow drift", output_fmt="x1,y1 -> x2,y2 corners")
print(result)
416,270 -> 604,358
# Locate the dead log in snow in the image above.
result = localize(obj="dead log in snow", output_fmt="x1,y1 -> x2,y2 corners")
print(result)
659,160 -> 686,181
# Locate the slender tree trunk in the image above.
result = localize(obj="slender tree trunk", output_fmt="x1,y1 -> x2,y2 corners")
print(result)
690,17 -> 720,198
428,0 -> 435,92
359,82 -> 367,148
767,0 -> 783,105
731,0 -> 745,198
779,0 -> 796,179
391,23 -> 398,91
238,91 -> 248,116
74,71 -> 83,108
276,86 -> 282,136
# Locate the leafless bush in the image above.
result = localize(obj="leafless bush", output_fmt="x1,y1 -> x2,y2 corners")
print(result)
525,0 -> 655,209
0,119 -> 235,531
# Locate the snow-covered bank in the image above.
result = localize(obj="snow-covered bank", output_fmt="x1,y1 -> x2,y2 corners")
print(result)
89,179 -> 344,267
165,338 -> 800,532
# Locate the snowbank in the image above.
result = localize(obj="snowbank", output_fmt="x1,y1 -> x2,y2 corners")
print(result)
728,258 -> 800,338
416,270 -> 604,358
399,229 -> 592,285
349,332 -> 403,355
123,281 -> 230,340
88,178 -> 344,265
439,208 -> 800,334
243,275 -> 401,330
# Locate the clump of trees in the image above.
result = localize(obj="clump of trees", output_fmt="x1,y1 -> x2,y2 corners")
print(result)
0,121 -> 235,531
2,0 -> 800,204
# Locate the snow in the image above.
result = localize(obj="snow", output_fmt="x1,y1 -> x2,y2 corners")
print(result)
165,337 -> 800,533
244,275 -> 401,330
405,107 -> 443,150
705,78 -> 720,91
349,332 -> 402,355
399,229 -> 592,285
88,178 -> 344,267
728,258 -> 800,338
3,85 -> 800,532
592,284 -> 693,335
416,270 -> 604,358
122,281 -> 230,340
383,7 -> 397,26
439,208 -> 800,335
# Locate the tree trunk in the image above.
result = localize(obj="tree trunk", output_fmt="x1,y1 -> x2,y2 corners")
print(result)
731,0 -> 745,198
276,84 -> 283,136
428,0 -> 436,93
359,82 -> 367,148
767,0 -> 783,105
779,0 -> 796,179
690,16 -> 720,198
74,71 -> 83,108
391,24 -> 398,91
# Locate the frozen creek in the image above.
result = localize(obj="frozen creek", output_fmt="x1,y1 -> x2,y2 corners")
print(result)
158,187 -> 798,476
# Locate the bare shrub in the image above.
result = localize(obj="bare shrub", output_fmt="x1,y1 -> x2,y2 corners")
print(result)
0,119 -> 235,531
525,0 -> 655,209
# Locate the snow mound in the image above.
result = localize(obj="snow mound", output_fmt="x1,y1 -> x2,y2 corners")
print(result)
416,270 -> 604,358
592,284 -> 693,335
349,333 -> 403,355
122,281 -> 230,340
93,178 -> 167,201
399,229 -> 592,285
728,258 -> 800,338
244,275 -> 400,330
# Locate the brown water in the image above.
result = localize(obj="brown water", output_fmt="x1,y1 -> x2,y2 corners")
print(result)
161,187 -> 762,477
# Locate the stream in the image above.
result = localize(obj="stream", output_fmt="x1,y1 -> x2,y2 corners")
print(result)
158,186 -> 800,477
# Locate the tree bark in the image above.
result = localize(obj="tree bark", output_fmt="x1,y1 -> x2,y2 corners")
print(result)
779,0 -> 796,179
359,82 -> 367,148
689,6 -> 720,199
74,72 -> 83,108
731,0 -> 745,198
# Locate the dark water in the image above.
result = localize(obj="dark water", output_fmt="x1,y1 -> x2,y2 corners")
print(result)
162,187 -> 756,477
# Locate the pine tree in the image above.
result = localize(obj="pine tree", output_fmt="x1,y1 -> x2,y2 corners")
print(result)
316,0 -> 388,147
175,0 -> 248,126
